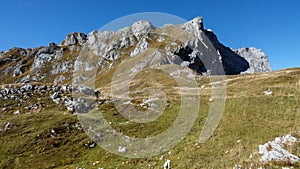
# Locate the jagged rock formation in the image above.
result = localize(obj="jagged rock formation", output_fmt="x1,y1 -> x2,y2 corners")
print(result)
0,17 -> 272,86
61,32 -> 87,46
131,20 -> 154,40
235,47 -> 272,73
180,17 -> 251,75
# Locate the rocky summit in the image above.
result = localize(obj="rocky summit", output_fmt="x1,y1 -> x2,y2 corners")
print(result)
0,17 -> 271,86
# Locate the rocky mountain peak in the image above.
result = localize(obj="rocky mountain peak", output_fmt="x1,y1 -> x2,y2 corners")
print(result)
131,20 -> 155,40
61,32 -> 87,46
182,16 -> 204,35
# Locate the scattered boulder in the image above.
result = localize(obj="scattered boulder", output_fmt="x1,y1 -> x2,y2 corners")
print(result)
163,159 -> 171,169
13,66 -> 23,77
4,122 -> 11,131
263,89 -> 273,95
51,92 -> 59,99
20,84 -> 33,91
13,110 -> 21,115
258,134 -> 299,164
84,140 -> 96,148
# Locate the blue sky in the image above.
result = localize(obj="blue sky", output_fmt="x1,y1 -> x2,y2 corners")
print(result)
0,0 -> 299,70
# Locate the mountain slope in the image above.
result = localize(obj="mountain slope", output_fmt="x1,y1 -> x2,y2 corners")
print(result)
0,68 -> 299,168
0,17 -> 297,169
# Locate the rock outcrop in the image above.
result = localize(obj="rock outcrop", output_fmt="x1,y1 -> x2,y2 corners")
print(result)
61,32 -> 87,46
258,134 -> 299,164
131,20 -> 154,40
235,47 -> 272,73
179,17 -> 250,75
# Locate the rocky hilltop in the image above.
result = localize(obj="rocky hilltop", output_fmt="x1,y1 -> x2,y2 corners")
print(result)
0,17 -> 271,85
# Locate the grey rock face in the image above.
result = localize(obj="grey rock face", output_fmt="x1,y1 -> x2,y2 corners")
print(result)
32,43 -> 58,70
87,27 -> 137,60
130,38 -> 149,57
179,17 -> 250,75
61,32 -> 87,46
87,30 -> 114,57
182,16 -> 204,34
82,17 -> 256,75
32,53 -> 53,70
51,61 -> 73,75
235,47 -> 272,73
202,30 -> 250,75
131,20 -> 154,40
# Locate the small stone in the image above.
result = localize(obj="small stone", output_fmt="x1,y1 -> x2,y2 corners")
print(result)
4,122 -> 11,131
263,90 -> 272,95
118,146 -> 126,153
163,159 -> 171,169
89,142 -> 96,148
14,110 -> 20,115
51,92 -> 59,99
67,106 -> 74,112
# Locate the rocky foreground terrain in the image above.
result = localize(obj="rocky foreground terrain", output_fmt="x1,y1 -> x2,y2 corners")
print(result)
0,17 -> 298,168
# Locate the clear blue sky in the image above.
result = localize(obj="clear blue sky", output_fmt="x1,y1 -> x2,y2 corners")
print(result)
0,0 -> 299,70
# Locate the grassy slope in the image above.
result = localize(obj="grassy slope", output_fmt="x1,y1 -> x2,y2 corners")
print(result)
0,68 -> 299,169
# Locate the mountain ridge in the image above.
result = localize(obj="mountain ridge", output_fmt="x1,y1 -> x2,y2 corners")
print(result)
0,17 -> 272,86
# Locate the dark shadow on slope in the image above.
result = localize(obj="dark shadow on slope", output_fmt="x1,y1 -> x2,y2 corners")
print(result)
204,30 -> 250,75
174,46 -> 207,74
